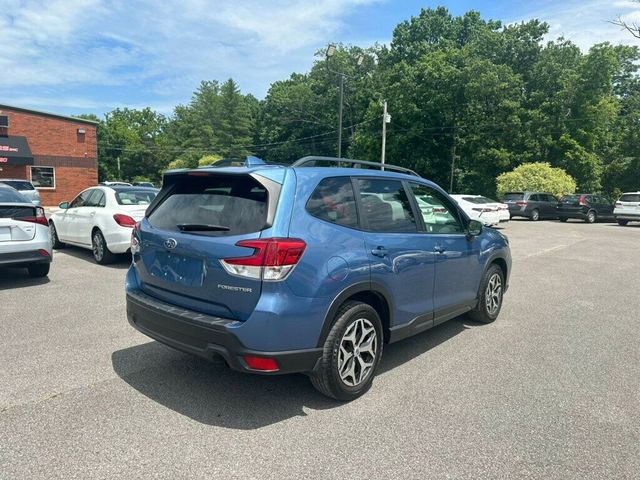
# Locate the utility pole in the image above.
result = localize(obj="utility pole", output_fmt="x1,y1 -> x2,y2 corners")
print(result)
337,75 -> 344,158
449,128 -> 457,193
117,156 -> 121,181
381,100 -> 390,169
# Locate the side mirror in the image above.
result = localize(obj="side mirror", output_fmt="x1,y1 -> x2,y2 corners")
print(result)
467,219 -> 483,238
58,201 -> 69,209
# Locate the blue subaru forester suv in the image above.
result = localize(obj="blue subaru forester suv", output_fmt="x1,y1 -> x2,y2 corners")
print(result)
126,156 -> 511,400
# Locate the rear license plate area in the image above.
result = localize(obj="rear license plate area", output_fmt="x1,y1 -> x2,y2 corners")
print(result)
149,251 -> 205,287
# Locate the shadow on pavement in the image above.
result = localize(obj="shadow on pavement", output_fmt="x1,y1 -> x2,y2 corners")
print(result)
0,266 -> 50,290
112,316 -> 477,429
54,246 -> 131,269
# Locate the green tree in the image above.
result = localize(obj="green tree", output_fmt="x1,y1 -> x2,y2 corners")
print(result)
496,162 -> 576,199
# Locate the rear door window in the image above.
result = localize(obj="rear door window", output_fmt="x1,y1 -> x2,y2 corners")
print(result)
306,177 -> 358,228
355,178 -> 417,233
88,190 -> 106,207
148,175 -> 268,236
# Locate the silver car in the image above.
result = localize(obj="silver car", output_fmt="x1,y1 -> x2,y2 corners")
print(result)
0,179 -> 42,206
0,184 -> 52,277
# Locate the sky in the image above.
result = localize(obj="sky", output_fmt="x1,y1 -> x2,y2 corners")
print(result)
1,0 -> 640,117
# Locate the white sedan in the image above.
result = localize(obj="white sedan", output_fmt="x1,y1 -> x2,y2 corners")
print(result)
451,194 -> 503,227
49,186 -> 158,264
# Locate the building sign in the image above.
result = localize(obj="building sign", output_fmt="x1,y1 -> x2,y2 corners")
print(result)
0,136 -> 33,165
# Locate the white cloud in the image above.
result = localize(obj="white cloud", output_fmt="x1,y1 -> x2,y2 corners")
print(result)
0,0 -> 380,113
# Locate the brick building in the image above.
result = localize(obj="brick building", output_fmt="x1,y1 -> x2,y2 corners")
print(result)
0,103 -> 98,206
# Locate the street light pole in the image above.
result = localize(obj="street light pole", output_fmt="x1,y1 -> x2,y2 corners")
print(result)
381,100 -> 390,169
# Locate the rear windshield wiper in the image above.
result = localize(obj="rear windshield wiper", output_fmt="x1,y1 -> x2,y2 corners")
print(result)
176,223 -> 230,232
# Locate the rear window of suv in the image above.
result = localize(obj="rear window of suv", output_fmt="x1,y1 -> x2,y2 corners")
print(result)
0,180 -> 34,191
503,193 -> 524,201
619,194 -> 640,202
148,175 -> 268,236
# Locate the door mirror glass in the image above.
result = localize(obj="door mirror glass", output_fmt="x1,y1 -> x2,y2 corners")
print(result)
58,201 -> 69,209
467,219 -> 483,237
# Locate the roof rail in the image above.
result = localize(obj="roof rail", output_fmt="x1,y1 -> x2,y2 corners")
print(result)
292,156 -> 420,177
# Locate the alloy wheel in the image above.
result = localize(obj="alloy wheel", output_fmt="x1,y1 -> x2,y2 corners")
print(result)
337,318 -> 378,387
485,273 -> 503,316
92,233 -> 104,262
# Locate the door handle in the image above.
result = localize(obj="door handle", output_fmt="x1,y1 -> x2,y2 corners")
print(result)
371,246 -> 388,257
89,211 -> 96,217
434,245 -> 445,254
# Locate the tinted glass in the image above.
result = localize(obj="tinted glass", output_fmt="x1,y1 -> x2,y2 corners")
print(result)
306,177 -> 358,228
503,193 -> 524,201
0,180 -> 34,191
88,190 -> 106,207
115,189 -> 157,205
411,184 -> 464,234
148,176 -> 267,236
0,206 -> 35,219
69,190 -> 94,208
462,196 -> 491,204
561,195 -> 580,202
0,187 -> 29,203
529,194 -> 540,201
619,194 -> 640,202
356,179 -> 417,233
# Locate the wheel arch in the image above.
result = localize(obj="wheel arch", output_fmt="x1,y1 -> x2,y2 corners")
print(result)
317,282 -> 393,347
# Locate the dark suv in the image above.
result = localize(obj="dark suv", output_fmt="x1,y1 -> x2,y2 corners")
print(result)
504,191 -> 558,221
125,157 -> 511,400
557,194 -> 614,223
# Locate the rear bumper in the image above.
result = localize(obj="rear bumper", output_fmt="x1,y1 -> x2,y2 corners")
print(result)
614,213 -> 640,221
126,288 -> 322,375
0,249 -> 51,266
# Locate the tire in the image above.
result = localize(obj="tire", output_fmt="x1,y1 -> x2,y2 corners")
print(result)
585,210 -> 596,224
468,264 -> 505,324
27,263 -> 50,278
617,219 -> 628,226
92,229 -> 116,265
530,209 -> 540,221
310,301 -> 383,401
49,221 -> 65,249
559,217 -> 568,223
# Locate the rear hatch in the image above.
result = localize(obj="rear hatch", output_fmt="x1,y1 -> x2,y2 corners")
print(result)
503,192 -> 525,212
615,193 -> 640,215
0,204 -> 38,242
134,172 -> 277,320
558,194 -> 587,214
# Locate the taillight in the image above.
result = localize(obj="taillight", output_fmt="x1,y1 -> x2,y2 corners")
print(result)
579,195 -> 587,206
18,207 -> 48,226
515,201 -> 528,206
113,213 -> 136,227
472,207 -> 493,213
220,238 -> 306,281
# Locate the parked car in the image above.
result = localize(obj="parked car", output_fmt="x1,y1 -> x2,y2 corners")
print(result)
0,183 -> 51,277
49,186 -> 158,264
557,194 -> 614,223
0,179 -> 42,206
614,192 -> 640,226
132,181 -> 155,188
450,195 -> 501,227
503,191 -> 558,221
125,156 -> 512,400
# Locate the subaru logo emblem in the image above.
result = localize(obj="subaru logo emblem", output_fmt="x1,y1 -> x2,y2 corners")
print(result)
164,238 -> 178,250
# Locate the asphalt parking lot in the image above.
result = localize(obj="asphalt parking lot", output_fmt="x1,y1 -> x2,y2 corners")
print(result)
1,220 -> 639,479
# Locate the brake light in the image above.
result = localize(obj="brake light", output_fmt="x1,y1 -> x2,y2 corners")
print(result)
242,355 -> 279,372
515,201 -> 528,206
18,207 -> 48,226
221,238 -> 306,281
579,195 -> 587,206
113,213 -> 137,227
